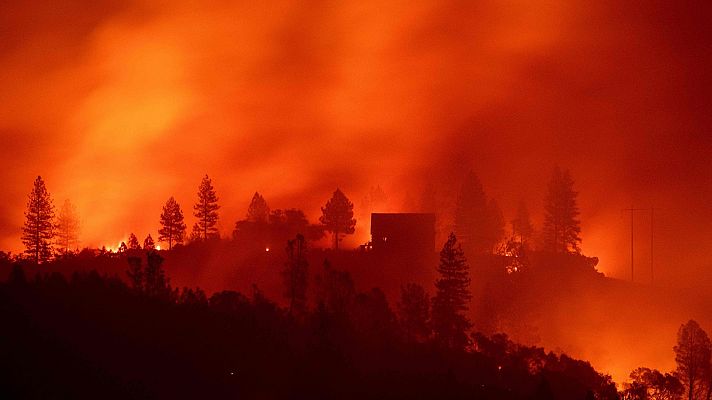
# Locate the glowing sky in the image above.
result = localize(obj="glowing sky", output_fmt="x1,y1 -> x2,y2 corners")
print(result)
1,0 -> 711,288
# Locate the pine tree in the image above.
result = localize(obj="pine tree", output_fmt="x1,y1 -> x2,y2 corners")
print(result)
511,201 -> 534,247
127,233 -> 141,250
55,199 -> 80,255
142,251 -> 171,299
193,174 -> 220,240
21,176 -> 55,264
319,188 -> 356,250
246,192 -> 269,223
315,259 -> 355,315
283,234 -> 308,316
397,283 -> 431,343
189,223 -> 202,243
431,233 -> 472,349
127,256 -> 143,291
674,320 -> 711,400
543,167 -> 582,253
454,172 -> 503,255
143,234 -> 155,250
158,196 -> 186,250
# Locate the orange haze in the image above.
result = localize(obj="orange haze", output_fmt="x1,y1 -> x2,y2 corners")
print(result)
2,0 -> 712,384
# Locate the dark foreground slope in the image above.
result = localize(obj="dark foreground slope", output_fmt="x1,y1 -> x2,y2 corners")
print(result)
0,262 -> 616,400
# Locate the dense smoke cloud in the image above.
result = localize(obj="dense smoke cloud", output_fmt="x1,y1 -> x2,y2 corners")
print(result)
2,0 -> 712,381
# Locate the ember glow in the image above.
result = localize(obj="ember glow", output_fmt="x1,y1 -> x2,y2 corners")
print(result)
2,0 -> 712,391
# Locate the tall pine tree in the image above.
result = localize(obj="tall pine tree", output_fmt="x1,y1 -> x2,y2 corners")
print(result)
319,188 -> 356,250
22,176 -> 55,264
511,200 -> 534,247
282,234 -> 308,317
143,234 -> 155,250
158,196 -> 186,250
397,283 -> 431,343
193,174 -> 220,240
674,320 -> 711,400
127,233 -> 141,250
431,233 -> 472,349
454,172 -> 504,255
55,199 -> 79,255
246,192 -> 269,223
543,167 -> 581,253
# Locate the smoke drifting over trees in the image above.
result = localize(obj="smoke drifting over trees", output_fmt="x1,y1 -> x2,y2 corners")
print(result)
2,1 -> 712,398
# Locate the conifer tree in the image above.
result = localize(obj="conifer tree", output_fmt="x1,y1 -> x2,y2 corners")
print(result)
144,251 -> 170,299
193,175 -> 220,240
315,259 -> 355,315
143,234 -> 155,250
55,199 -> 80,255
543,167 -> 582,253
127,256 -> 143,291
319,188 -> 356,250
454,172 -> 504,255
189,223 -> 202,243
431,233 -> 472,349
158,196 -> 186,250
398,283 -> 431,343
246,192 -> 269,223
283,234 -> 308,316
127,233 -> 141,250
21,176 -> 55,264
674,320 -> 711,400
511,201 -> 534,247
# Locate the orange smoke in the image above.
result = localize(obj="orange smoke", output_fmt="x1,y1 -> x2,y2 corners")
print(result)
2,0 -> 712,385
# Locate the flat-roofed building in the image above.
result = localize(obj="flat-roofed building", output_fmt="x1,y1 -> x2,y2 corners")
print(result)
370,213 -> 436,256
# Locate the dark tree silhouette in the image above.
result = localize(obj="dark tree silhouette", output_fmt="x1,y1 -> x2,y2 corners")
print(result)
397,283 -> 431,343
621,367 -> 684,400
118,241 -> 127,253
543,166 -> 582,253
147,251 -> 171,298
143,234 -> 155,250
431,233 -> 472,349
158,196 -> 186,250
21,176 -> 55,264
534,378 -> 555,400
511,200 -> 534,248
454,172 -> 503,255
315,259 -> 355,315
189,223 -> 202,243
674,320 -> 711,400
247,192 -> 270,223
2,250 -> 622,399
128,251 -> 172,299
283,234 -> 308,316
319,188 -> 356,250
127,233 -> 140,250
352,288 -> 398,341
127,256 -> 143,292
55,199 -> 79,255
193,174 -> 220,240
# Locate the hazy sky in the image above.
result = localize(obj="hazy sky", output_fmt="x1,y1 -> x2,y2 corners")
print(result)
1,0 -> 711,285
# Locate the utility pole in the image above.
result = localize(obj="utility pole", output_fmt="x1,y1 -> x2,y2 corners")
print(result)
650,208 -> 656,284
623,207 -> 647,282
